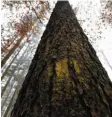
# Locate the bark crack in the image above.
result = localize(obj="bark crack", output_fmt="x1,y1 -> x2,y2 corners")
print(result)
68,59 -> 93,117
48,59 -> 56,117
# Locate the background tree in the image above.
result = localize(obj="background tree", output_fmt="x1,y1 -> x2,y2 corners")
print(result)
11,1 -> 112,117
1,1 -> 50,116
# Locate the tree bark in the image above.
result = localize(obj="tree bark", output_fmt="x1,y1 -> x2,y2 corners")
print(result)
1,36 -> 24,67
1,43 -> 25,81
11,1 -> 112,117
1,43 -> 29,97
3,87 -> 18,117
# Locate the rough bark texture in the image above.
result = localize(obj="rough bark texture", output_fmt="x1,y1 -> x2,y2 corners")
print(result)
11,1 -> 112,117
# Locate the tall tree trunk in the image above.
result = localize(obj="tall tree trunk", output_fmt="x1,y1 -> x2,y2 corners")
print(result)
3,87 -> 18,117
1,43 -> 25,80
1,36 -> 24,67
101,50 -> 112,70
2,79 -> 15,110
11,1 -> 112,117
1,43 -> 29,96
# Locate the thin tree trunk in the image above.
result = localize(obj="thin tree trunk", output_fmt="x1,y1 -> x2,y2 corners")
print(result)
6,89 -> 18,117
101,50 -> 112,70
3,88 -> 18,117
2,44 -> 35,116
1,76 -> 13,97
1,43 -> 29,96
1,36 -> 25,67
2,79 -> 15,110
1,43 -> 25,80
11,1 -> 112,117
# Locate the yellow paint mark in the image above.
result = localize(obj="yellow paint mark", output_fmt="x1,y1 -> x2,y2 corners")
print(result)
56,57 -> 69,78
73,60 -> 80,73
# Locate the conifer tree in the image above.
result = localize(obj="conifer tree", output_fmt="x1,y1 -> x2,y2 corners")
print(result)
11,1 -> 112,117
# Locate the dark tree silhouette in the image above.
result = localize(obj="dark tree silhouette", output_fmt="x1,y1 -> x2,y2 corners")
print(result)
11,1 -> 112,117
